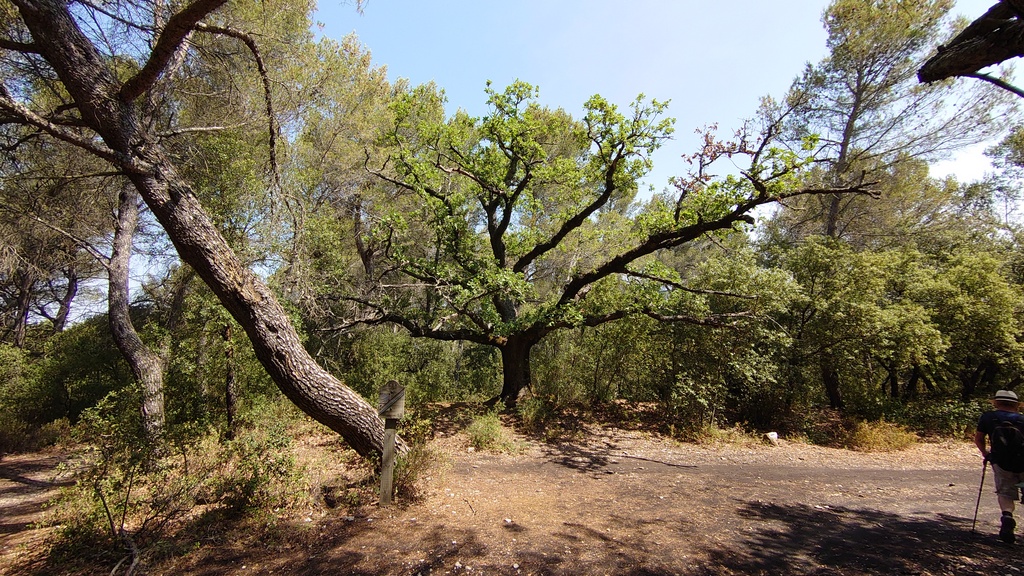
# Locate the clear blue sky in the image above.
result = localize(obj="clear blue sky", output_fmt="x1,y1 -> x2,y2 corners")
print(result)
313,0 -> 1008,191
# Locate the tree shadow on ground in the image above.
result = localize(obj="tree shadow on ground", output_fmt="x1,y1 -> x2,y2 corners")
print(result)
0,456 -> 74,494
536,434 -> 696,476
700,500 -> 1021,575
15,499 -> 1019,575
0,455 -> 75,543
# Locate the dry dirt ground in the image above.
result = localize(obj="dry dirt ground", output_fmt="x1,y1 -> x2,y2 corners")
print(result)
2,416 -> 1023,575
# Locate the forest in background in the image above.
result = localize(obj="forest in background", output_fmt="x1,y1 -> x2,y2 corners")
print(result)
2,0 -> 1023,461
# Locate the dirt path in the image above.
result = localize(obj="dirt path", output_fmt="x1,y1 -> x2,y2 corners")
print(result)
0,453 -> 74,569
168,428 -> 1018,576
3,428 -> 1022,575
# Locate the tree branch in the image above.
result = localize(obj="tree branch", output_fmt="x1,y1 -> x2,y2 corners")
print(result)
0,200 -> 111,270
156,121 -> 252,138
0,82 -> 119,162
965,71 -> 1024,98
556,183 -> 874,307
642,310 -> 753,327
118,0 -> 229,103
193,22 -> 280,187
0,37 -> 39,53
624,269 -> 758,300
917,2 -> 1024,84
321,296 -> 499,346
512,153 -> 621,274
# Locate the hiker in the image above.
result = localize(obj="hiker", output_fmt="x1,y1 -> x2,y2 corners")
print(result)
975,389 -> 1024,544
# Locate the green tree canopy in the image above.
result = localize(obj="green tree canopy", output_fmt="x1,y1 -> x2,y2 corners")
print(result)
301,81 -> 874,405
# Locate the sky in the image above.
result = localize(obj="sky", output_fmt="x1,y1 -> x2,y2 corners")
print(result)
312,0 -> 1011,192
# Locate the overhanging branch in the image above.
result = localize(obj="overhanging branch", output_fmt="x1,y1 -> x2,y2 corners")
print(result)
320,296 -> 499,346
918,1 -> 1024,90
118,0 -> 229,102
0,200 -> 111,270
0,37 -> 39,53
556,182 -> 875,308
643,310 -> 753,327
624,269 -> 758,300
193,22 -> 280,187
965,71 -> 1024,98
0,82 -> 118,162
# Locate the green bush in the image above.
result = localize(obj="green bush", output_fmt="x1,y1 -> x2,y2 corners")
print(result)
329,328 -> 499,405
36,317 -> 133,423
394,441 -> 445,501
0,343 -> 42,453
797,409 -> 851,447
466,411 -> 517,452
517,396 -> 558,434
47,394 -> 307,572
900,399 -> 983,438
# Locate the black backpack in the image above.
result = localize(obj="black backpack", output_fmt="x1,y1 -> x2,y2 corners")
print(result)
991,415 -> 1024,473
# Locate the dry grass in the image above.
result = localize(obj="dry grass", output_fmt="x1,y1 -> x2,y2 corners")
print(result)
845,419 -> 918,452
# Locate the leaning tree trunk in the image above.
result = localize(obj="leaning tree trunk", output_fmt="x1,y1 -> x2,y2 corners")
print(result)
108,184 -> 166,439
14,0 -> 393,458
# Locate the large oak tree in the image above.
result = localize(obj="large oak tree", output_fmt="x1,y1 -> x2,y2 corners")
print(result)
314,82 -> 874,406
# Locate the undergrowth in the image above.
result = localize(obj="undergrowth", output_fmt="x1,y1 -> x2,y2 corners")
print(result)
844,419 -> 918,452
39,396 -> 447,575
466,410 -> 520,452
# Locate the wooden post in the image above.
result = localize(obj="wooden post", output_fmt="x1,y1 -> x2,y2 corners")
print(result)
378,380 -> 405,507
380,418 -> 398,506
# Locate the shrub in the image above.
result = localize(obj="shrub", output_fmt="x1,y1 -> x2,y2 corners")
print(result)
517,396 -> 558,434
466,411 -> 517,452
46,395 -> 307,572
0,343 -> 42,453
215,420 -> 299,511
901,400 -> 983,438
845,419 -> 918,452
797,409 -> 850,447
394,441 -> 445,501
671,422 -> 761,446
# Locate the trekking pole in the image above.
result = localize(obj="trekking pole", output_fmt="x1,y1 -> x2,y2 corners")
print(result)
972,457 -> 988,533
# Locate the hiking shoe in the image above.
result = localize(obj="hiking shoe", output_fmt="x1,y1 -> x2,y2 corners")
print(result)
1000,513 -> 1016,544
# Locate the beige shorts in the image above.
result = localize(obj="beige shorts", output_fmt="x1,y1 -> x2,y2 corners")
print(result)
992,462 -> 1024,501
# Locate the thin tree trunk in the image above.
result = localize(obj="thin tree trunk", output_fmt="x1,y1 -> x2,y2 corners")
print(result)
108,184 -> 166,439
52,266 -> 78,333
223,324 -> 238,440
10,268 -> 33,348
959,361 -> 984,402
820,359 -> 844,410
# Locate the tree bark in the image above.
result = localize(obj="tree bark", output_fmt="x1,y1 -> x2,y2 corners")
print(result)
223,324 -> 238,441
497,337 -> 536,407
12,0 -> 393,458
108,184 -> 166,439
958,360 -> 992,402
10,267 -> 33,348
918,3 -> 1024,83
52,266 -> 78,333
820,359 -> 844,410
